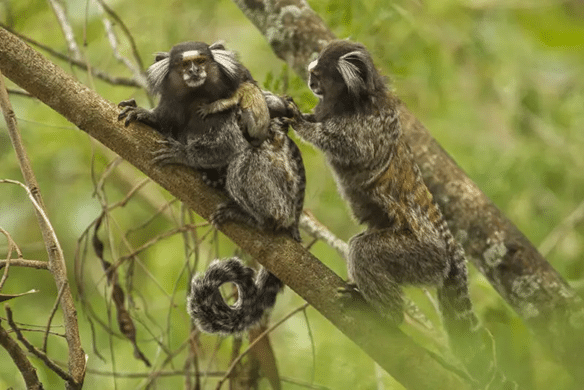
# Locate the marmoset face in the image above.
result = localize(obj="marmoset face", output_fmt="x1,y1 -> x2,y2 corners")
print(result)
179,51 -> 210,88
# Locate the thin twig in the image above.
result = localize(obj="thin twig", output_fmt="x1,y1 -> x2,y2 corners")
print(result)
107,177 -> 150,210
0,227 -> 17,291
0,319 -> 44,389
84,366 -> 225,378
0,259 -> 49,270
215,303 -> 310,390
98,6 -> 144,83
0,69 -> 86,387
94,156 -> 124,197
46,0 -> 82,61
539,199 -> 584,257
6,305 -> 75,384
0,24 -> 140,87
42,281 -> 67,352
117,223 -> 208,263
7,88 -> 32,97
0,180 -> 61,260
97,0 -> 144,78
299,211 -> 349,259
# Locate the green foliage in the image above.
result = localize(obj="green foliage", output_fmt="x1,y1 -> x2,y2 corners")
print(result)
1,0 -> 584,389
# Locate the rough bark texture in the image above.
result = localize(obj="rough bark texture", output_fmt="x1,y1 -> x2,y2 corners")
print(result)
0,27 -> 472,390
231,0 -> 584,380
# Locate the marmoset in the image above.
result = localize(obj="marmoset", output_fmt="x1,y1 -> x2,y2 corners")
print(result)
118,41 -> 251,187
288,40 -> 516,389
188,119 -> 305,334
117,41 -> 306,335
212,118 -> 305,242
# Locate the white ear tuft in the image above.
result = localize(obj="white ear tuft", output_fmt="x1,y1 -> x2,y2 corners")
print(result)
146,56 -> 170,95
211,47 -> 240,81
308,59 -> 319,72
337,50 -> 367,95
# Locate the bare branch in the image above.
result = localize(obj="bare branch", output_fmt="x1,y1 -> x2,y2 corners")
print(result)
216,303 -> 309,390
0,227 -> 19,290
0,24 -> 141,87
94,1 -> 147,88
7,88 -> 32,97
94,0 -> 146,79
6,306 -> 75,384
299,211 -> 348,259
42,282 -> 67,352
46,0 -> 82,61
0,319 -> 44,390
0,290 -> 39,303
0,259 -> 49,270
539,199 -> 584,257
0,71 -> 86,387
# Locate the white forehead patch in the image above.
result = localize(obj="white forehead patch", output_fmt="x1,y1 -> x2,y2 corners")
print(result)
182,50 -> 202,61
308,59 -> 318,72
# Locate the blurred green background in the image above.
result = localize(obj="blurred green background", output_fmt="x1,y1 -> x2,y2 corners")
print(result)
1,0 -> 583,389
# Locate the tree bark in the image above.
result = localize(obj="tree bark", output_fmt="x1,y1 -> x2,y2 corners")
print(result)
230,0 -> 584,380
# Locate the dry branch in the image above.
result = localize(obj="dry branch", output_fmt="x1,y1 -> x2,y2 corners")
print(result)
1,69 -> 86,388
0,27 -> 472,390
230,0 -> 584,380
5,305 -> 76,386
0,259 -> 49,270
0,320 -> 44,390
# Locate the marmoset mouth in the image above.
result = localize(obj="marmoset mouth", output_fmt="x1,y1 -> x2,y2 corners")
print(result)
183,68 -> 207,88
184,76 -> 206,88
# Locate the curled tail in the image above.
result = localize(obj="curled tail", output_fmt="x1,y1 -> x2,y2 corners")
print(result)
187,258 -> 283,334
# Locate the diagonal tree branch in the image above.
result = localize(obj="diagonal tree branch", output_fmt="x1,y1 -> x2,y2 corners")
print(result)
230,0 -> 584,380
0,27 -> 472,390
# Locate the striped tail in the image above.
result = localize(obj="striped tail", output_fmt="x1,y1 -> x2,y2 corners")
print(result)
437,224 -> 519,389
436,235 -> 479,338
187,258 -> 283,334
288,133 -> 306,242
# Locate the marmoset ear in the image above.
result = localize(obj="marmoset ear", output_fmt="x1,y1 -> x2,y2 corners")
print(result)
337,50 -> 371,96
209,41 -> 240,81
146,52 -> 170,95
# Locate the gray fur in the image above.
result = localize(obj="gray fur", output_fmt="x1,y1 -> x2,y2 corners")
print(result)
118,41 -> 306,335
118,41 -> 251,141
337,50 -> 367,95
212,119 -> 305,243
200,120 -> 305,334
188,257 -> 283,334
289,40 -> 517,388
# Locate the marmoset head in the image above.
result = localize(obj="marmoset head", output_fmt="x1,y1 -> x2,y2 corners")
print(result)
146,41 -> 244,98
308,40 -> 387,114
